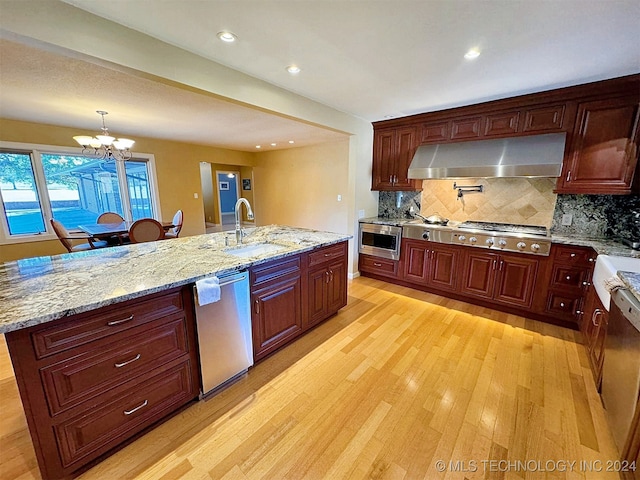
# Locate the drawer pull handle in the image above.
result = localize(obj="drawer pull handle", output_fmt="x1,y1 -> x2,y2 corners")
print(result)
592,309 -> 601,327
115,353 -> 141,368
570,253 -> 576,258
124,399 -> 148,416
589,258 -> 595,263
107,314 -> 134,326
373,262 -> 382,267
255,300 -> 260,315
324,253 -> 331,257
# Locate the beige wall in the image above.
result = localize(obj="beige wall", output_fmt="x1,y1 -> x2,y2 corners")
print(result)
421,178 -> 558,227
0,118 -> 255,262
0,1 -> 377,275
253,141 -> 350,234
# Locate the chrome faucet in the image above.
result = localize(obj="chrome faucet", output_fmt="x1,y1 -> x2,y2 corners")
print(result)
234,198 -> 254,244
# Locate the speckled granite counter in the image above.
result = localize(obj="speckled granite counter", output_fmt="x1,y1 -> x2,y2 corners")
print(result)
0,225 -> 350,334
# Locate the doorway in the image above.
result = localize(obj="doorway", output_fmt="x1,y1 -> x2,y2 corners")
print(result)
217,171 -> 240,227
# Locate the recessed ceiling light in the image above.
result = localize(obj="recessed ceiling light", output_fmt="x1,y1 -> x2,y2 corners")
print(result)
464,48 -> 481,60
288,140 -> 295,144
255,145 -> 261,149
286,65 -> 301,74
271,143 -> 277,146
217,31 -> 237,43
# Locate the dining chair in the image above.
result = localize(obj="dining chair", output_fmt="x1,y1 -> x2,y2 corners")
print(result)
97,212 -> 124,224
129,218 -> 165,243
164,210 -> 183,239
50,219 -> 109,253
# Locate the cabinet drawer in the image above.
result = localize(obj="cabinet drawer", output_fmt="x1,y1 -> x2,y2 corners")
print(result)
550,265 -> 590,289
359,255 -> 399,278
552,244 -> 596,266
41,317 -> 189,416
522,104 -> 566,132
32,289 -> 184,359
251,256 -> 301,287
451,116 -> 482,140
545,291 -> 581,319
484,111 -> 519,137
308,242 -> 346,268
54,359 -> 195,468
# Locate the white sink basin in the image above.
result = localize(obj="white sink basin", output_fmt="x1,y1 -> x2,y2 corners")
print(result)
593,255 -> 640,310
224,242 -> 286,258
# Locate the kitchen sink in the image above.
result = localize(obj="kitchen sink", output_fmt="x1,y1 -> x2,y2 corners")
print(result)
224,242 -> 286,258
593,255 -> 640,310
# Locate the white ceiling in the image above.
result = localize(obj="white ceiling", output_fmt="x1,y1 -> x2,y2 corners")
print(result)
1,0 -> 639,151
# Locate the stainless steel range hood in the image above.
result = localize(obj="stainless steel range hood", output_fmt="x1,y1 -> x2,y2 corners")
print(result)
408,133 -> 567,179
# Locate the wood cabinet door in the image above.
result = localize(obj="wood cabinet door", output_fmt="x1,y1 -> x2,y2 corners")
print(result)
559,95 -> 639,194
427,244 -> 459,292
451,116 -> 483,140
252,275 -> 303,360
484,110 -> 520,137
460,251 -> 498,299
393,126 -> 420,190
420,120 -> 449,143
327,259 -> 347,314
307,267 -> 329,327
372,129 -> 396,190
493,254 -> 538,308
402,240 -> 429,284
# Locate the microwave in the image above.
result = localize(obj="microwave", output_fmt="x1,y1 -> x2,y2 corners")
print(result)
358,223 -> 402,260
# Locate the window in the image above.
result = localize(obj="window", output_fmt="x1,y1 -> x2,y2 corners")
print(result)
0,142 -> 160,243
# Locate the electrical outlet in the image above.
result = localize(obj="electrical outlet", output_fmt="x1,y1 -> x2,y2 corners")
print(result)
562,213 -> 573,226
358,209 -> 365,219
337,194 -> 342,202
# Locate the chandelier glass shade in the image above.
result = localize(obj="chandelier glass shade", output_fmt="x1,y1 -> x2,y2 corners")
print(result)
73,111 -> 135,161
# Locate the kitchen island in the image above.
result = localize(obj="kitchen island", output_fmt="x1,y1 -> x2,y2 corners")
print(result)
1,225 -> 350,480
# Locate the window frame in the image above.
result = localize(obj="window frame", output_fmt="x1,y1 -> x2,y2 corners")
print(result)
0,140 -> 162,245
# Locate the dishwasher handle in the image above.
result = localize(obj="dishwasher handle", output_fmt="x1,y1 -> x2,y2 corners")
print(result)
218,273 -> 248,288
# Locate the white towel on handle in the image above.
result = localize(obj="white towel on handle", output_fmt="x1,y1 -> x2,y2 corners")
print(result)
196,276 -> 221,306
604,276 -> 625,293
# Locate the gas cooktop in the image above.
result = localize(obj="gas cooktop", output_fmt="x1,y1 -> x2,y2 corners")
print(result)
403,219 -> 552,256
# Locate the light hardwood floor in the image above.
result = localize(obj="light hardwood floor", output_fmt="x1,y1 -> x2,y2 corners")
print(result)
0,277 -> 620,479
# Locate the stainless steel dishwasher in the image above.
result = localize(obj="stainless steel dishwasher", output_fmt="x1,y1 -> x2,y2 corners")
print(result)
194,270 -> 253,398
601,287 -> 640,453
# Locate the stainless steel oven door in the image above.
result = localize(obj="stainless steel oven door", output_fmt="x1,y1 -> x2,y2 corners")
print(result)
359,223 -> 402,260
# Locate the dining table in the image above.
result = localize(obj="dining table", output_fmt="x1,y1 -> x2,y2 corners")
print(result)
78,221 -> 175,244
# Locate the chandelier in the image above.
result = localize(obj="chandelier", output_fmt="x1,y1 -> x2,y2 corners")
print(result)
73,111 -> 135,161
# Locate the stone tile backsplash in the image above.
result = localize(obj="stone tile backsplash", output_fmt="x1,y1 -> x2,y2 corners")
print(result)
378,181 -> 639,243
551,194 -> 640,241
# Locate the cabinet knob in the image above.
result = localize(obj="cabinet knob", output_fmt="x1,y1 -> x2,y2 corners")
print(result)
560,302 -> 565,307
589,258 -> 595,262
576,311 -> 583,315
570,253 -> 576,257
566,275 -> 571,280
583,281 -> 591,286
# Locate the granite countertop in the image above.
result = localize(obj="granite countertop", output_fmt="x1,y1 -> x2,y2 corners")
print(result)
0,225 -> 350,334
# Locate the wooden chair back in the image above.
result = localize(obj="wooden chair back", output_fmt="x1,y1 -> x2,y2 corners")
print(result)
97,212 -> 124,224
50,219 -> 73,252
129,218 -> 165,243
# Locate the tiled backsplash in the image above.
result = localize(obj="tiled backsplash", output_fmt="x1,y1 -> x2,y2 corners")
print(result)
379,178 -> 558,227
378,180 -> 639,242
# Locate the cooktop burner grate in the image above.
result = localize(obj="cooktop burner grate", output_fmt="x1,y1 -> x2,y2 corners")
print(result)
458,221 -> 548,237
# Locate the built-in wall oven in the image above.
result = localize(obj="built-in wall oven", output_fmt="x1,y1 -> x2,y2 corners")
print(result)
359,223 -> 402,260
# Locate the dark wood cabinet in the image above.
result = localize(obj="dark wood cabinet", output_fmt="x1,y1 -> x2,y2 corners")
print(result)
306,242 -> 348,328
461,250 -> 538,309
401,238 -> 459,292
543,244 -> 596,325
250,256 -> 303,361
558,95 -> 640,194
371,126 -> 422,191
4,287 -> 199,480
581,285 -> 609,388
373,74 -> 639,195
359,253 -> 400,279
